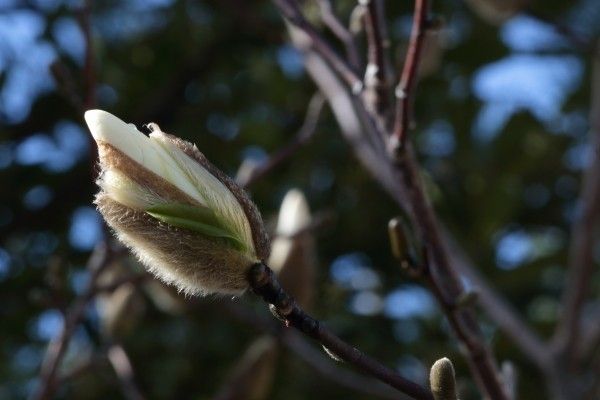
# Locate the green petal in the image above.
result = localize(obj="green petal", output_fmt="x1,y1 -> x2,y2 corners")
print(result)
146,203 -> 246,251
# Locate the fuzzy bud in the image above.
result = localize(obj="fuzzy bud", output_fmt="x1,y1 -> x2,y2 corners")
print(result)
85,110 -> 269,296
430,357 -> 458,400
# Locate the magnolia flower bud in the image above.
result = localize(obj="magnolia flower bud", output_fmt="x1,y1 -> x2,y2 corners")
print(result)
84,110 -> 269,296
429,357 -> 458,400
268,189 -> 316,309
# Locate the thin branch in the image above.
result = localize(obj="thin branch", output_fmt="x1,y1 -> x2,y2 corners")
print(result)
238,93 -> 326,188
107,344 -> 146,400
282,333 -> 410,400
247,263 -> 434,400
392,149 -> 509,400
523,9 -> 594,54
363,0 -> 391,116
221,302 -> 405,400
77,0 -> 96,109
441,229 -> 552,371
94,273 -> 149,295
553,43 -> 600,365
390,0 -> 429,154
272,0 -> 364,94
316,0 -> 362,70
56,354 -> 106,385
50,61 -> 85,114
579,311 -> 600,362
31,243 -> 115,400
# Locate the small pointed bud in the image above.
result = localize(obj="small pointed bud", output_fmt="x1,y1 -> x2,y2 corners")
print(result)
85,110 -> 269,296
268,189 -> 317,309
430,357 -> 458,400
349,4 -> 367,34
388,217 -> 410,261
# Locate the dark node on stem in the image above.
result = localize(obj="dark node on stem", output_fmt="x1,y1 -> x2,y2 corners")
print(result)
387,134 -> 404,161
248,263 -> 319,336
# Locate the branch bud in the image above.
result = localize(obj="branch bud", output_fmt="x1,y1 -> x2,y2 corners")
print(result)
268,189 -> 316,309
429,357 -> 458,400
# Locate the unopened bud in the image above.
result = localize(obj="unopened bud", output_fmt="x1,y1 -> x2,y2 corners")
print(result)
85,110 -> 269,296
269,189 -> 316,309
430,357 -> 458,400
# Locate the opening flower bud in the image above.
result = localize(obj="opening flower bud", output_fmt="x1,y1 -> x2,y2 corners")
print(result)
85,110 -> 269,296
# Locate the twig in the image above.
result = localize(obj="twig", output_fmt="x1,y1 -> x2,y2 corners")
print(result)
31,243 -> 115,400
94,273 -> 149,295
57,354 -> 106,385
441,229 -> 552,371
390,0 -> 429,154
272,0 -> 364,94
283,333 -> 410,400
77,0 -> 96,109
50,61 -> 85,114
221,301 -> 405,399
107,343 -> 146,400
553,42 -> 600,366
523,9 -> 593,54
238,93 -> 326,188
316,0 -> 362,70
363,0 -> 391,116
247,263 -> 434,400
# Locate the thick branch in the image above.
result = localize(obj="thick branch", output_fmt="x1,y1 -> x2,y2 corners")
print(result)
247,263 -> 434,400
390,0 -> 429,153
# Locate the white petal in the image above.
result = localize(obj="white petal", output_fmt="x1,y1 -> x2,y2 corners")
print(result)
84,110 -> 205,206
150,131 -> 255,254
276,189 -> 311,236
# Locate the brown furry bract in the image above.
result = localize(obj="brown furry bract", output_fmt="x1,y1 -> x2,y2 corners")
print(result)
96,195 -> 255,295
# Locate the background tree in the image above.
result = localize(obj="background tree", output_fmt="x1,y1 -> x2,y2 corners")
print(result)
0,0 -> 599,399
